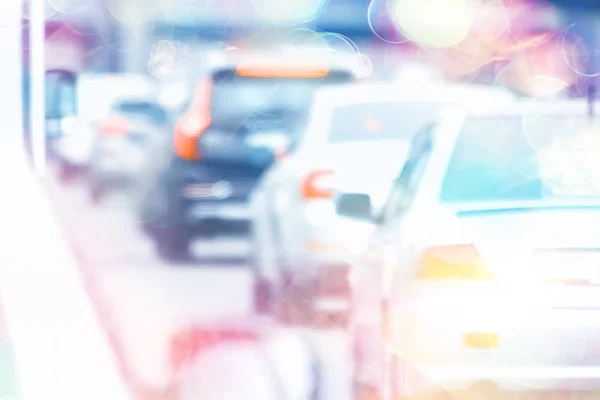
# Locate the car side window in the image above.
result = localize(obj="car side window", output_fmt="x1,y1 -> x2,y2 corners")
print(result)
381,126 -> 433,223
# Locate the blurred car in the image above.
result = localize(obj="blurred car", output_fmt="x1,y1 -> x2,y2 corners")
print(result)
50,73 -> 157,183
343,99 -> 600,399
88,98 -> 170,203
137,49 -> 364,261
248,82 -> 515,323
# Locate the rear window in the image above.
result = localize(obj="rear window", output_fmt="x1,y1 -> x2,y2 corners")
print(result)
115,101 -> 167,124
328,102 -> 441,143
209,69 -> 353,125
440,116 -> 600,204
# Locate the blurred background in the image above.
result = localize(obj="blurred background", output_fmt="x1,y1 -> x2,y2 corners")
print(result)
15,0 -> 600,399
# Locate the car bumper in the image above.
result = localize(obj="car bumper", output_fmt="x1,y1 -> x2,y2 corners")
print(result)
280,213 -> 373,314
389,288 -> 600,396
282,261 -> 352,314
395,365 -> 600,397
184,201 -> 251,237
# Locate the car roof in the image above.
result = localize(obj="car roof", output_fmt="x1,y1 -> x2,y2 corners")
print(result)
204,48 -> 361,75
313,82 -> 516,110
462,99 -> 600,118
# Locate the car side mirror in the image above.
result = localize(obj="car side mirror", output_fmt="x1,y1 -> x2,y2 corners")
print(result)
336,193 -> 374,222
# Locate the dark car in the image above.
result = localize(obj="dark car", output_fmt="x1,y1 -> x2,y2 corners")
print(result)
137,51 -> 360,261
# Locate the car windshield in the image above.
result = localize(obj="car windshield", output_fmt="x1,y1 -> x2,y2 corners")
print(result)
210,71 -> 352,125
440,116 -> 600,204
115,101 -> 167,124
328,102 -> 441,143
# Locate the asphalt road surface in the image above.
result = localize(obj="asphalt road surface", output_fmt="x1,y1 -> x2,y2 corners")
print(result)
45,174 -> 352,400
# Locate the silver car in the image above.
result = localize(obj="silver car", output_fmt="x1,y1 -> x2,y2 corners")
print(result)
248,82 -> 515,325
88,99 -> 170,203
343,100 -> 600,399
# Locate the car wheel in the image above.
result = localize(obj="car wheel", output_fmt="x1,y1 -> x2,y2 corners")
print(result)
253,275 -> 273,315
353,384 -> 380,400
381,351 -> 399,400
275,273 -> 315,326
248,243 -> 273,314
153,225 -> 192,263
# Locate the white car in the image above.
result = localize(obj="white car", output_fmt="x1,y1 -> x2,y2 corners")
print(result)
248,82 -> 515,324
51,73 -> 158,182
343,99 -> 600,399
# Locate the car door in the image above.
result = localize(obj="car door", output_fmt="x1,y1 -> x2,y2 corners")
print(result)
352,125 -> 434,328
251,164 -> 285,283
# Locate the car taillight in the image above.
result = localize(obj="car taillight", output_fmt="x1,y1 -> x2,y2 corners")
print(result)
414,244 -> 495,281
301,169 -> 335,200
174,112 -> 211,160
99,116 -> 129,136
235,64 -> 330,78
174,79 -> 212,160
170,328 -> 259,373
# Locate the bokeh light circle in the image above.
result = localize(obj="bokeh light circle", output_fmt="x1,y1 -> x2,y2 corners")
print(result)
392,0 -> 474,49
280,28 -> 324,49
252,0 -> 329,24
562,23 -> 600,78
525,75 -> 569,98
504,35 -> 577,98
421,37 -> 483,83
367,0 -> 408,44
305,32 -> 360,54
148,40 -> 178,79
470,0 -> 508,46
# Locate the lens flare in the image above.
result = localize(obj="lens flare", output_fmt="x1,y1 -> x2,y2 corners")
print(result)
525,75 -> 569,98
367,0 -> 408,44
252,0 -> 329,24
562,23 -> 600,78
392,0 -> 474,49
